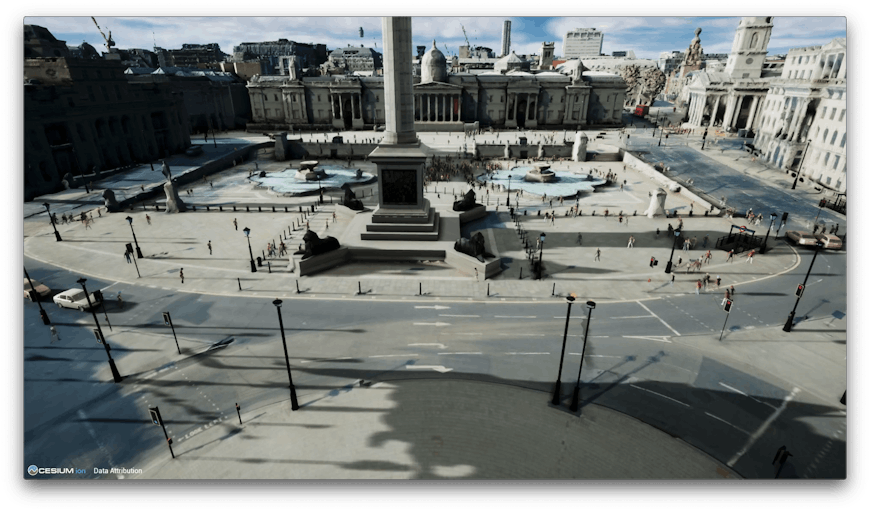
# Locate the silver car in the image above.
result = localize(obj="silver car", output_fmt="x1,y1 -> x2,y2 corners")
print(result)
52,289 -> 100,311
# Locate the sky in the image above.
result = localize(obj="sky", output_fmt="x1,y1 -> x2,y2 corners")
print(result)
25,16 -> 846,62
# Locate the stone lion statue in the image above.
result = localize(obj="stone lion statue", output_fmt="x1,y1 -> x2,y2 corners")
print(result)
454,232 -> 491,262
102,189 -> 121,212
340,183 -> 364,211
295,230 -> 341,259
452,189 -> 481,212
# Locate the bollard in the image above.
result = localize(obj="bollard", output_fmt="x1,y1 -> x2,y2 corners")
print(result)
519,267 -> 523,280
233,206 -> 236,211
206,206 -> 210,211
236,403 -> 242,425
419,282 -> 422,296
268,261 -> 271,273
246,206 -> 250,212
285,207 -> 288,212
358,281 -> 362,295
272,206 -> 275,212
487,283 -> 490,296
262,250 -> 266,259
192,206 -> 196,211
552,283 -> 556,296
258,206 -> 262,212
220,206 -> 223,211
238,277 -> 241,291
296,280 -> 300,294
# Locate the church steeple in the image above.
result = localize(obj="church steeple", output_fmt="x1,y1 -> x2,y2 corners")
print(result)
724,17 -> 774,80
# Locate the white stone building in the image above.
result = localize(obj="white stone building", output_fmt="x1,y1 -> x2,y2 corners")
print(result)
563,28 -> 603,58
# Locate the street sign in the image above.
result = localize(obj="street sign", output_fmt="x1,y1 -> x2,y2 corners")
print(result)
93,329 -> 104,344
795,284 -> 805,297
162,312 -> 171,326
149,407 -> 160,425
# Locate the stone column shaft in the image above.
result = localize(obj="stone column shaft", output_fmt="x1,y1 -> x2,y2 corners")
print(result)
381,16 -> 416,144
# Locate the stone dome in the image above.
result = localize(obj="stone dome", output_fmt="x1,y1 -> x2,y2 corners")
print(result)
421,40 -> 447,83
494,51 -> 530,73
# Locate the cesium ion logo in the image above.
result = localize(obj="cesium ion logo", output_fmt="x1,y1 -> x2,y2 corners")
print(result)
26,465 -> 75,475
28,465 -> 38,476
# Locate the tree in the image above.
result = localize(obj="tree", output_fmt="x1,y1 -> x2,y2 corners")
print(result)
640,67 -> 666,104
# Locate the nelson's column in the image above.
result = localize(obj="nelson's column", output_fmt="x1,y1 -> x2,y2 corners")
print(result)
362,16 -> 440,241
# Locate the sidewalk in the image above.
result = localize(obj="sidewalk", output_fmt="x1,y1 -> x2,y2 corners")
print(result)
132,378 -> 740,479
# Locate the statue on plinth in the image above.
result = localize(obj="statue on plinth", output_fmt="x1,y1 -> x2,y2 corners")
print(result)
102,189 -> 121,212
452,189 -> 482,211
644,188 -> 668,218
684,28 -> 703,67
341,183 -> 364,211
454,231 -> 493,263
295,230 -> 341,259
163,178 -> 187,213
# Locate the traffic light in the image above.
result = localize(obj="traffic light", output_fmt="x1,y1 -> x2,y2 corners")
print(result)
819,199 -> 827,207
162,312 -> 171,326
93,289 -> 103,302
795,284 -> 805,297
781,212 -> 789,223
149,408 -> 160,425
93,329 -> 104,344
723,300 -> 733,312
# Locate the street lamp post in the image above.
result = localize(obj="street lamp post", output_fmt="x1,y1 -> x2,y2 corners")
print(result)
43,202 -> 62,242
658,114 -> 664,147
125,216 -> 144,259
24,266 -> 50,325
273,299 -> 300,411
538,232 -> 546,280
665,230 -> 681,273
506,174 -> 512,207
791,139 -> 811,190
243,227 -> 257,273
570,300 -> 596,412
701,129 -> 708,151
761,213 -> 778,254
552,295 -> 575,405
77,278 -> 122,382
783,240 -> 824,332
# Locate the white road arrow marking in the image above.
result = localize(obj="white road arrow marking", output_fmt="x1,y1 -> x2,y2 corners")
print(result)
409,343 -> 447,349
622,335 -> 672,343
405,365 -> 453,373
415,305 -> 451,310
413,322 -> 451,327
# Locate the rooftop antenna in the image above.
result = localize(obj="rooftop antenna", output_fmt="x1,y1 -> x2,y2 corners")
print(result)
152,31 -> 157,51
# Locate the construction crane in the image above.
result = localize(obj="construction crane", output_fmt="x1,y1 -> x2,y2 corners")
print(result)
91,16 -> 116,52
461,23 -> 471,49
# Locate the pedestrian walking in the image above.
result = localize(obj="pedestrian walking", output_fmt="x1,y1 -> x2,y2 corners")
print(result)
716,275 -> 722,289
656,227 -> 660,238
208,241 -> 212,255
146,214 -> 152,225
696,280 -> 702,295
124,249 -> 132,264
179,268 -> 184,284
84,218 -> 92,229
475,268 -> 479,281
594,248 -> 601,261
670,274 -> 675,287
683,239 -> 690,252
745,249 -> 755,264
730,285 -> 736,299
721,289 -> 731,306
50,325 -> 60,344
627,236 -> 635,248
703,234 -> 708,248
705,250 -> 712,264
332,211 -> 337,221
97,209 -> 101,218
233,218 -> 238,230
726,249 -> 734,262
650,256 -> 655,268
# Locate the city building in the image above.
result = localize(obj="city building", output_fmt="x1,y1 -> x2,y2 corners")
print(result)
321,45 -> 383,75
539,42 -> 555,70
563,28 -> 603,58
24,40 -> 190,200
123,66 -> 252,133
245,43 -> 626,133
681,17 -> 846,192
156,43 -> 228,67
232,39 -> 328,75
501,20 -> 512,57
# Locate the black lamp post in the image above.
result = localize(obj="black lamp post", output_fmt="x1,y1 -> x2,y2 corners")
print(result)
125,216 -> 144,259
273,299 -> 300,411
665,230 -> 681,273
24,266 -> 50,325
43,203 -> 62,242
243,227 -> 257,273
761,213 -> 778,254
317,176 -> 324,204
538,232 -> 546,280
783,240 -> 824,332
77,278 -> 122,382
506,174 -> 512,207
552,295 -> 575,405
657,114 -> 664,146
570,300 -> 596,412
701,129 -> 708,151
791,139 -> 811,190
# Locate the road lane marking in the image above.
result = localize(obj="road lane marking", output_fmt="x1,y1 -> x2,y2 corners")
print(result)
409,343 -> 447,349
705,412 -> 751,435
630,384 -> 690,408
437,352 -> 482,355
506,352 -> 550,355
416,305 -> 450,310
370,354 -> 419,358
622,335 -> 672,343
610,315 -> 655,319
405,365 -> 452,373
635,301 -> 681,336
439,314 -> 479,318
413,322 -> 450,326
727,386 -> 801,467
494,315 -> 537,318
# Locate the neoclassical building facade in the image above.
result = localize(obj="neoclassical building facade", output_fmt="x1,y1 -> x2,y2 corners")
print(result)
246,45 -> 626,132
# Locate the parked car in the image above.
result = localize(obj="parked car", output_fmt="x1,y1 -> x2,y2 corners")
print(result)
786,231 -> 818,246
24,278 -> 51,301
816,233 -> 842,250
185,145 -> 204,156
52,288 -> 100,311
